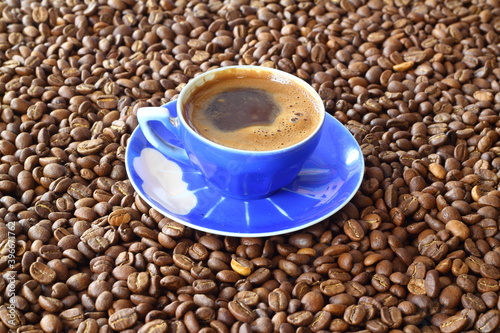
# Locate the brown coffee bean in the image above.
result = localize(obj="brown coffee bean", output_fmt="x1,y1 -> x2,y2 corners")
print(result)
344,219 -> 365,241
407,278 -> 426,295
127,271 -> 150,293
287,311 -> 313,327
477,278 -> 499,293
365,319 -> 389,333
173,253 -> 194,270
480,264 -> 500,280
231,257 -> 254,276
138,319 -> 168,333
66,273 -> 91,291
108,208 -> 132,226
193,279 -> 217,294
268,288 -> 289,312
60,308 -> 84,329
380,306 -> 402,328
0,305 -> 25,329
278,259 -> 301,277
462,293 -> 486,312
320,279 -> 345,296
51,282 -> 70,299
39,244 -> 62,260
39,295 -> 64,312
301,291 -> 324,312
475,309 -> 500,333
305,310 -> 329,331
440,314 -> 468,333
188,243 -> 209,261
234,291 -> 259,307
424,270 -> 441,298
440,285 -> 462,309
40,314 -> 63,333
343,305 -> 366,326
76,319 -> 99,333
418,234 -> 448,261
228,300 -> 256,323
371,274 -> 390,292
244,267 -> 270,285
67,182 -> 92,199
30,261 -> 57,284
109,308 -> 138,331
95,291 -> 113,311
446,220 -> 470,241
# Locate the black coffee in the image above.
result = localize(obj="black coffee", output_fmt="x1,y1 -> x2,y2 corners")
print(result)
202,88 -> 280,132
184,67 -> 321,151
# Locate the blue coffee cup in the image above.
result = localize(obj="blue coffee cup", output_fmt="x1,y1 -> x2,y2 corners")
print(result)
137,66 -> 325,200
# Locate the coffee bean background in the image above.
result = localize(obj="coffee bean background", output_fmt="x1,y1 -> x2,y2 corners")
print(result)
1,0 -> 500,332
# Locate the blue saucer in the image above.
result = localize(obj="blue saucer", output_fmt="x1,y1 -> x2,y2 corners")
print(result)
125,112 -> 364,237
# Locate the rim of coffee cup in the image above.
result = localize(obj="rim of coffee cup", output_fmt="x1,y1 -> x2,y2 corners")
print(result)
177,65 -> 326,154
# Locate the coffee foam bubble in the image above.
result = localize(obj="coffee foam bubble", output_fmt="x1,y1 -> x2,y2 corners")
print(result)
185,69 -> 322,151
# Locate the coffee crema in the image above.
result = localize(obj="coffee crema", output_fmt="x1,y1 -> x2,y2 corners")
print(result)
183,68 -> 322,151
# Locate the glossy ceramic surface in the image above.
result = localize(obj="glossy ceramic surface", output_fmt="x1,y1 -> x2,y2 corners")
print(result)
126,113 -> 364,237
136,66 -> 325,199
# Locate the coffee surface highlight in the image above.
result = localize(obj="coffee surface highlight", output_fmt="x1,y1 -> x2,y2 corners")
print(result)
184,68 -> 321,151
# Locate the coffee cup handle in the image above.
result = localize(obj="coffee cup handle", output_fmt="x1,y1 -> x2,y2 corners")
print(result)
137,101 -> 190,165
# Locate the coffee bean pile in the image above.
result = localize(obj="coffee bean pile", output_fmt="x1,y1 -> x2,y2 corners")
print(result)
1,0 -> 500,332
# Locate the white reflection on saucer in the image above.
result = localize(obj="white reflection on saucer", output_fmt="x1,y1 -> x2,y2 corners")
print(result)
134,148 -> 197,215
266,198 -> 293,220
346,148 -> 360,167
203,197 -> 225,219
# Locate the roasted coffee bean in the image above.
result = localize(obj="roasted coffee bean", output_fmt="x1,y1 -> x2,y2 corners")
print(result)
343,305 -> 366,326
67,183 -> 92,199
301,291 -> 324,312
173,254 -> 194,271
29,261 -> 57,284
446,220 -> 470,241
320,279 -> 345,296
308,310 -> 331,331
39,295 -> 64,312
138,319 -> 168,333
231,257 -> 254,276
40,314 -> 63,333
247,267 -> 271,285
66,273 -> 91,291
109,308 -> 138,331
127,271 -> 150,293
95,291 -> 113,311
228,300 -> 256,323
462,293 -> 486,312
440,314 -> 468,333
440,285 -> 462,309
193,279 -> 217,294
365,319 -> 389,333
287,311 -> 313,327
39,244 -> 62,260
477,278 -> 499,293
108,208 -> 132,226
76,319 -> 99,333
480,264 -> 500,280
60,308 -> 84,329
0,305 -> 25,329
380,307 -> 402,328
475,310 -> 500,333
268,288 -> 289,312
344,219 -> 365,241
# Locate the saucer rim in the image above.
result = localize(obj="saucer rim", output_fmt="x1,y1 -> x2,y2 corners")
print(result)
125,113 -> 364,237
